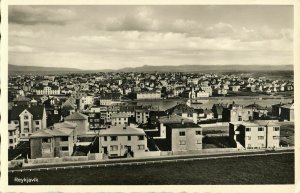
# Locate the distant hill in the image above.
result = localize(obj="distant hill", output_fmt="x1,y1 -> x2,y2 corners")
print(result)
116,64 -> 293,72
9,64 -> 81,72
9,64 -> 293,73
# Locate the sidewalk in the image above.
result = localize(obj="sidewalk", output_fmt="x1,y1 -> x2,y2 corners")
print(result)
10,146 -> 294,171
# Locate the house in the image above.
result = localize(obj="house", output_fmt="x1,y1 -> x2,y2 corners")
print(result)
111,113 -> 129,126
212,103 -> 227,120
9,105 -> 47,140
30,127 -> 76,159
79,95 -> 94,110
99,125 -> 148,158
36,84 -> 60,95
161,121 -> 203,152
135,107 -> 150,124
156,115 -> 193,139
64,112 -> 89,135
134,91 -> 161,100
222,102 -> 253,122
280,103 -> 294,121
245,103 -> 268,119
166,103 -> 197,124
8,123 -> 20,149
229,121 -> 280,149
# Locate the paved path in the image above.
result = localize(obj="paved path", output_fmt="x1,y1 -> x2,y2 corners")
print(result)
9,149 -> 293,173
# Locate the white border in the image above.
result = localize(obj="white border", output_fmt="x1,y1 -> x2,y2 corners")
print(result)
1,0 -> 299,192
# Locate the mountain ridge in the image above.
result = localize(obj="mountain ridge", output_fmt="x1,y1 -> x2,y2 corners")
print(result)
9,64 -> 294,73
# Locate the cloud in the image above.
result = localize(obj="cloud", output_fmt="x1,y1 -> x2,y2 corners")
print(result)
103,6 -> 160,31
9,45 -> 34,53
9,6 -> 76,25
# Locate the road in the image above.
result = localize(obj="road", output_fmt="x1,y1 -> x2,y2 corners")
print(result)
9,149 -> 293,173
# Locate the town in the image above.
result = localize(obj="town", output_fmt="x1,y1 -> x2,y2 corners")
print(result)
7,70 -> 294,169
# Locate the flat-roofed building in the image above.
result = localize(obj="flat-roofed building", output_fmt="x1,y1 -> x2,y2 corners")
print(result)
99,125 -> 147,158
229,121 -> 280,149
30,127 -> 76,159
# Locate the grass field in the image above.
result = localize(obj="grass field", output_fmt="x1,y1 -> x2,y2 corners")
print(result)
9,153 -> 294,185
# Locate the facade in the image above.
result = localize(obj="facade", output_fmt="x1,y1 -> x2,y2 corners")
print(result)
111,113 -> 129,126
229,121 -> 280,149
99,125 -> 148,157
163,121 -> 203,152
79,95 -> 94,110
134,91 -> 161,100
30,127 -> 75,159
9,105 -> 47,140
223,102 -> 253,122
36,85 -> 60,95
157,115 -> 193,139
135,108 -> 150,124
280,103 -> 294,121
8,123 -> 20,149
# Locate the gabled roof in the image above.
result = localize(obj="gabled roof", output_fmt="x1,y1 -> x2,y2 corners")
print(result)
30,127 -> 73,138
100,125 -> 145,136
165,122 -> 200,129
54,121 -> 77,129
10,105 -> 45,120
166,104 -> 194,114
158,114 -> 193,124
65,112 -> 88,120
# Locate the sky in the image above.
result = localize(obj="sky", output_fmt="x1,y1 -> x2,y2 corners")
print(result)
8,5 -> 293,70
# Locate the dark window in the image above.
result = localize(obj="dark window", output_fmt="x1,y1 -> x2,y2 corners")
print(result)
246,128 -> 251,132
111,136 -> 117,141
138,136 -> 144,140
179,131 -> 185,136
61,136 -> 68,141
128,136 -> 131,141
61,146 -> 69,151
42,138 -> 51,143
258,127 -> 264,131
196,131 -> 202,135
104,136 -> 107,141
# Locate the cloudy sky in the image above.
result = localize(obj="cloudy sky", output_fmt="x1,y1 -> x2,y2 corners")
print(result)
9,5 -> 293,70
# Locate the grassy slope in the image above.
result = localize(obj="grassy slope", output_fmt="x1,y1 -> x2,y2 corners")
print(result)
9,153 -> 294,185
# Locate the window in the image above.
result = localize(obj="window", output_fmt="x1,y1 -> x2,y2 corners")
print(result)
111,136 -> 117,141
14,121 -> 19,124
138,145 -> 145,150
35,121 -> 40,125
273,127 -> 280,131
196,131 -> 202,135
128,136 -> 131,141
42,138 -> 51,143
273,136 -> 280,140
9,131 -> 13,136
247,136 -> 251,140
258,127 -> 264,131
24,122 -> 29,126
9,139 -> 13,144
179,140 -> 186,145
246,128 -> 251,132
61,136 -> 68,141
138,136 -> 144,140
61,146 -> 69,151
258,136 -> 264,140
110,145 -> 118,151
24,128 -> 29,133
179,131 -> 185,136
24,115 -> 29,120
